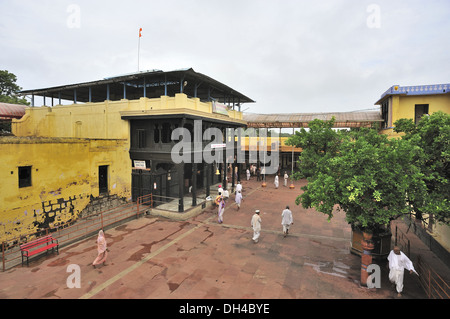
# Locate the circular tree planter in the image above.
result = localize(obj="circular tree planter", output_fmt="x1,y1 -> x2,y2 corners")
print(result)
350,226 -> 392,260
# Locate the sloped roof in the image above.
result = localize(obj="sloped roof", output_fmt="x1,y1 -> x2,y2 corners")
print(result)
243,111 -> 382,128
0,102 -> 27,120
19,68 -> 255,105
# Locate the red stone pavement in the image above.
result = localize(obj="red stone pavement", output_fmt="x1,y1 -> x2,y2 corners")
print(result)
0,176 -> 446,301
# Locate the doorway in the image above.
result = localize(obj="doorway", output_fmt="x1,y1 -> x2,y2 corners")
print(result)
99,165 -> 109,195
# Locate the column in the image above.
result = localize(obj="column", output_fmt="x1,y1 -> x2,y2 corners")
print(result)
192,163 -> 197,206
178,163 -> 184,212
205,163 -> 211,197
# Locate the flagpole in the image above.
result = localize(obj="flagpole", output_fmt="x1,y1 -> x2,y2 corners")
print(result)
138,28 -> 142,72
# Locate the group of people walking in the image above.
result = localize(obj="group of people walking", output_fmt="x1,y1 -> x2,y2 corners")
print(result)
90,175 -> 418,298
215,180 -> 294,244
245,166 -> 291,188
250,205 -> 293,243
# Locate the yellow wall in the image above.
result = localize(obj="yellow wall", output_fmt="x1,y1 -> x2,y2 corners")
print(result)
4,94 -> 245,242
12,94 -> 245,139
0,137 -> 131,242
381,94 -> 450,137
240,136 -> 302,152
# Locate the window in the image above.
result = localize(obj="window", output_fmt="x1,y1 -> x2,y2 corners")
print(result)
381,100 -> 389,129
18,166 -> 32,188
161,123 -> 171,143
415,104 -> 429,124
137,129 -> 146,148
154,125 -> 160,143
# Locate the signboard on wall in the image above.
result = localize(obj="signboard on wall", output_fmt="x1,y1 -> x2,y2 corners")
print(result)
212,101 -> 229,116
134,160 -> 146,169
211,143 -> 226,149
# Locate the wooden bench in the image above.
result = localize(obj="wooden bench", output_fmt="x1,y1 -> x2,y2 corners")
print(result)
20,235 -> 59,266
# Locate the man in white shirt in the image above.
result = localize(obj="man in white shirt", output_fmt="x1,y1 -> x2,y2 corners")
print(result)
235,190 -> 243,210
251,210 -> 262,243
235,181 -> 242,194
283,171 -> 289,187
387,246 -> 417,297
281,206 -> 293,237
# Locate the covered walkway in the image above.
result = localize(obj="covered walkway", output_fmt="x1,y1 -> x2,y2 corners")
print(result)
243,110 -> 383,128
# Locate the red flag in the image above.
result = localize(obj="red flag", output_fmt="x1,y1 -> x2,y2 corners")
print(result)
139,28 -> 142,37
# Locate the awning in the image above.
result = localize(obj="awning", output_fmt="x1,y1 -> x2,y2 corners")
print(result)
0,102 -> 27,120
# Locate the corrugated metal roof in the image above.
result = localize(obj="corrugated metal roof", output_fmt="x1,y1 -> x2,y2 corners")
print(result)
19,68 -> 255,105
243,111 -> 382,128
0,102 -> 27,120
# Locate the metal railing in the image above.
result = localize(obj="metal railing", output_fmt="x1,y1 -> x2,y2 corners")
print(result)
417,255 -> 450,299
2,195 -> 153,271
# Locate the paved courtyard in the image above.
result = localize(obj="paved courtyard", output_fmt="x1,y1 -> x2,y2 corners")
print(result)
0,177 -> 432,301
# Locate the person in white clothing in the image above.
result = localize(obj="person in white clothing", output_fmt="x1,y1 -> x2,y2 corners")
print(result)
281,206 -> 293,237
246,168 -> 250,180
387,246 -> 417,297
284,171 -> 289,187
235,190 -> 243,210
251,210 -> 262,243
235,181 -> 242,194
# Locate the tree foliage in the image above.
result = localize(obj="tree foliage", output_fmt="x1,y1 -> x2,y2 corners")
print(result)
394,111 -> 450,225
287,118 -> 437,232
0,70 -> 29,105
285,118 -> 341,178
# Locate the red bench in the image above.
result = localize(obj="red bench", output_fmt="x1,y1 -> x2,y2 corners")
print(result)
20,235 -> 59,266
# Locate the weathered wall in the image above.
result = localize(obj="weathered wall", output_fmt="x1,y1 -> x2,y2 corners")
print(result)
0,137 -> 131,242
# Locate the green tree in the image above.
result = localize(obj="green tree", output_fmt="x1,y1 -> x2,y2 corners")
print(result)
0,70 -> 29,105
394,111 -> 450,225
289,120 -> 427,233
285,117 -> 342,178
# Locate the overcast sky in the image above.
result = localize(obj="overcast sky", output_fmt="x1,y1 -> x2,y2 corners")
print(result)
1,0 -> 449,114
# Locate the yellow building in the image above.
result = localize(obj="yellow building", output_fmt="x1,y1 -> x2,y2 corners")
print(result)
376,83 -> 450,253
375,83 -> 450,137
1,68 -> 254,242
0,137 -> 130,242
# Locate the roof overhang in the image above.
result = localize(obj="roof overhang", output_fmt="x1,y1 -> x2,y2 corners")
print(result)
19,68 -> 255,105
121,109 -> 247,127
375,83 -> 450,105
